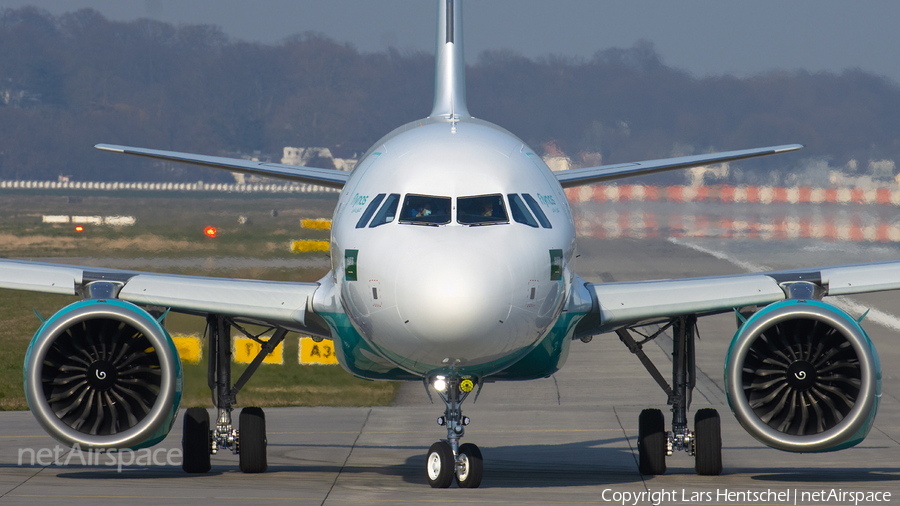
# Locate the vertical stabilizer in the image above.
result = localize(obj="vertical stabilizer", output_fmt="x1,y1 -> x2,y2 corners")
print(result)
430,0 -> 470,119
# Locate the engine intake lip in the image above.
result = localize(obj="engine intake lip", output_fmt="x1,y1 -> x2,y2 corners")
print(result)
726,301 -> 878,452
25,300 -> 180,450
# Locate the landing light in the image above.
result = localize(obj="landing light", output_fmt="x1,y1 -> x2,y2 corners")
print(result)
74,225 -> 84,233
433,376 -> 447,392
204,226 -> 217,238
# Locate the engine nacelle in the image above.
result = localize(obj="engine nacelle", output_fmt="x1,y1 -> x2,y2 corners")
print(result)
725,299 -> 880,452
24,299 -> 183,450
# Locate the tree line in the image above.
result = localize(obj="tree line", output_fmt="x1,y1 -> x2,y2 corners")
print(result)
1,7 -> 899,185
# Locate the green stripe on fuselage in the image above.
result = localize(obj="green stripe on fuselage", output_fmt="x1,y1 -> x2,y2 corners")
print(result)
317,310 -> 588,381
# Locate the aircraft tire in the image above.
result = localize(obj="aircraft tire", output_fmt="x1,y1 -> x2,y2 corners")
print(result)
694,408 -> 723,475
455,443 -> 483,488
182,407 -> 211,473
638,408 -> 667,475
239,407 -> 268,473
426,441 -> 454,488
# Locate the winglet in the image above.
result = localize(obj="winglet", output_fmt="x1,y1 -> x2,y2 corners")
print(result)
856,308 -> 870,324
33,308 -> 46,324
430,0 -> 470,119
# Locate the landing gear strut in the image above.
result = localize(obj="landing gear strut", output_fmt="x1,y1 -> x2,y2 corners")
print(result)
618,315 -> 722,475
425,376 -> 483,488
181,315 -> 284,474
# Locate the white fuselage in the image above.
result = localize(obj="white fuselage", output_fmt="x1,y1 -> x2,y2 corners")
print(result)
326,118 -> 577,377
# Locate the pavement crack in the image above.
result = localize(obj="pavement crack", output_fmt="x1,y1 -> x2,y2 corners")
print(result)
613,406 -> 649,493
321,408 -> 371,505
552,375 -> 561,405
873,425 -> 900,446
1,447 -> 73,499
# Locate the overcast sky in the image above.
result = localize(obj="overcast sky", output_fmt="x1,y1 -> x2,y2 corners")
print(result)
3,0 -> 899,85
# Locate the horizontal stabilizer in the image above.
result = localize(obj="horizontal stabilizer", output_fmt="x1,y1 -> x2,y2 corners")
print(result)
555,144 -> 802,188
95,144 -> 350,189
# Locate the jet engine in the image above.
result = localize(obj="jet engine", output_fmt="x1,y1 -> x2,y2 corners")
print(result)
725,299 -> 880,452
24,299 -> 182,450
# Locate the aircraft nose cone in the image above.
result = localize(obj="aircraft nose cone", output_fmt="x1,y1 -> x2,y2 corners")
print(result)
395,240 -> 513,348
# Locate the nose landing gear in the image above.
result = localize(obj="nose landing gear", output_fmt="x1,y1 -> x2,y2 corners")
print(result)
425,376 -> 483,488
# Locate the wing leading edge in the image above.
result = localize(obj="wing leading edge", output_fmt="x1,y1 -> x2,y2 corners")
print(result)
0,259 -> 326,335
95,144 -> 350,189
555,144 -> 802,188
577,260 -> 900,336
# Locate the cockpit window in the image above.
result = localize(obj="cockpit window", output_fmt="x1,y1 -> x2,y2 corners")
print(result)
507,194 -> 538,228
355,193 -> 386,228
522,193 -> 552,228
369,193 -> 401,228
457,194 -> 509,225
399,194 -> 452,225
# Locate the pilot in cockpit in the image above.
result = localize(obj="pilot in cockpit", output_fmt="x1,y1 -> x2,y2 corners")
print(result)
416,203 -> 432,217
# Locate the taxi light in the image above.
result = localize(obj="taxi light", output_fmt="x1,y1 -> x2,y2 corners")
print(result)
204,226 -> 217,238
433,376 -> 447,392
74,225 -> 84,232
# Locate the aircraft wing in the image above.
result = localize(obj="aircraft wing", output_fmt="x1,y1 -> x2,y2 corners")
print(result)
95,144 -> 350,189
577,260 -> 900,335
0,259 -> 329,336
555,144 -> 802,188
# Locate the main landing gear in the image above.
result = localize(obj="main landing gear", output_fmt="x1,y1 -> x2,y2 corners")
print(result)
618,315 -> 723,476
182,315 -> 287,474
425,375 -> 484,488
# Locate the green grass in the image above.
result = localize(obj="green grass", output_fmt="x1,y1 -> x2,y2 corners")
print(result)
0,290 -> 78,410
0,194 -> 336,259
0,193 -> 401,410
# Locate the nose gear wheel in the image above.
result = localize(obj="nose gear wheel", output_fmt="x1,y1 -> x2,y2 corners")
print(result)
426,441 -> 454,488
425,376 -> 484,488
456,443 -> 483,488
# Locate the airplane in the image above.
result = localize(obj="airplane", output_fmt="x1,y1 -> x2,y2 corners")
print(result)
0,0 -> 891,489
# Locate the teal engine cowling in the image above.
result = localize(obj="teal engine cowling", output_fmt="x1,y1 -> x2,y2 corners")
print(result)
24,299 -> 183,450
725,299 -> 881,453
